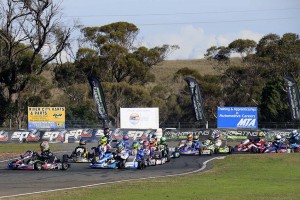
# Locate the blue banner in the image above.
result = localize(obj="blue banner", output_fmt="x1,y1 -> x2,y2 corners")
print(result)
217,107 -> 258,129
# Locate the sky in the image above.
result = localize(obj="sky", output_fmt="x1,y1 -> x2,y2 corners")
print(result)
57,0 -> 300,60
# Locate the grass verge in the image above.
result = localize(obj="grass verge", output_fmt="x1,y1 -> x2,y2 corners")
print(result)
10,153 -> 300,200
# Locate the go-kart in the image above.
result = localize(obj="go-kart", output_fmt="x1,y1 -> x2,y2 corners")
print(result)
8,150 -> 69,170
63,146 -> 94,163
263,142 -> 288,153
176,140 -> 201,156
200,139 -> 233,155
89,152 -> 120,169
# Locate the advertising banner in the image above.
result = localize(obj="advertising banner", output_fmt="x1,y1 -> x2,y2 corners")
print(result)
284,75 -> 300,121
28,107 -> 65,129
120,108 -> 159,129
217,107 -> 258,129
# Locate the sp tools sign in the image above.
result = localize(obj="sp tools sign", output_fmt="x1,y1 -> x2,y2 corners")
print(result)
28,107 -> 65,129
217,107 -> 257,129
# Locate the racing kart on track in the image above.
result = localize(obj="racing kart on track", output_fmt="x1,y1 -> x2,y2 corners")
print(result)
8,150 -> 69,170
200,139 -> 233,155
63,147 -> 93,163
90,149 -> 146,169
175,140 -> 201,156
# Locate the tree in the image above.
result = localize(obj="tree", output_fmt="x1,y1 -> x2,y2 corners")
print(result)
228,39 -> 256,60
53,22 -> 178,126
0,0 -> 72,128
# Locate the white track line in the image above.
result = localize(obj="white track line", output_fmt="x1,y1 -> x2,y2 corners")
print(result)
0,156 -> 225,199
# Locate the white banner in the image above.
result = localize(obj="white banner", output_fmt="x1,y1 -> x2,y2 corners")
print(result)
120,108 -> 159,129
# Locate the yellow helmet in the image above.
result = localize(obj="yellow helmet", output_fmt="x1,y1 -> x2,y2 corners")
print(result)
258,131 -> 264,138
99,137 -> 108,145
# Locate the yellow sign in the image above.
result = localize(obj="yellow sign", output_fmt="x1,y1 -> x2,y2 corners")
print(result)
28,107 -> 65,122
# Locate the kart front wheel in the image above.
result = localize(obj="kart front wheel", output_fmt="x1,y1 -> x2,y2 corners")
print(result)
34,162 -> 43,170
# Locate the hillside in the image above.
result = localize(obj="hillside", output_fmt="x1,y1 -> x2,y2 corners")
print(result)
151,59 -> 218,83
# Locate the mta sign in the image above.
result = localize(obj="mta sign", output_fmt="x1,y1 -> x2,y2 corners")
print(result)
217,107 -> 258,129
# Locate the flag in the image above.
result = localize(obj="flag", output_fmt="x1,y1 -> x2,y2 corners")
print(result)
185,77 -> 206,123
88,75 -> 109,127
284,75 -> 300,121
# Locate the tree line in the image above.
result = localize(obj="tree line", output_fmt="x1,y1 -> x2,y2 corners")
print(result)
0,0 -> 299,128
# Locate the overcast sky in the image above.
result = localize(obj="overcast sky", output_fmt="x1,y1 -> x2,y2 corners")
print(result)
58,0 -> 300,60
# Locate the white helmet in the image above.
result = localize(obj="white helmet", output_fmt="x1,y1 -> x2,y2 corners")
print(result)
275,135 -> 281,140
242,139 -> 250,145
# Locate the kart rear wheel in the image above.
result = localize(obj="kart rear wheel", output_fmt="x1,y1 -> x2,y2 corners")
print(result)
62,162 -> 69,170
34,162 -> 43,171
228,146 -> 233,154
118,161 -> 125,169
138,161 -> 146,170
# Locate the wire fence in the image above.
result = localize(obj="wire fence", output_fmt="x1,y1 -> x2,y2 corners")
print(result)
1,120 -> 300,130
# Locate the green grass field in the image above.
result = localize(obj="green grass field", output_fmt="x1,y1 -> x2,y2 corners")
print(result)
7,153 -> 300,200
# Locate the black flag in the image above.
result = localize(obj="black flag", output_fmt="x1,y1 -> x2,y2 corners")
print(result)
185,77 -> 206,123
88,75 -> 109,127
284,75 -> 300,121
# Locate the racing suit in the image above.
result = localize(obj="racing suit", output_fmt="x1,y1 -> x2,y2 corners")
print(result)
38,150 -> 55,163
74,145 -> 88,158
288,136 -> 300,150
158,143 -> 169,158
265,141 -> 283,153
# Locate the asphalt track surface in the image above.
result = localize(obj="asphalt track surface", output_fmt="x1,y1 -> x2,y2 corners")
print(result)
0,145 -> 222,198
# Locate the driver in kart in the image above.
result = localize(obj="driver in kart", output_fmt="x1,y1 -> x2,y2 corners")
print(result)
212,131 -> 222,149
73,138 -> 88,158
288,130 -> 300,151
158,136 -> 169,157
264,135 -> 283,153
122,134 -> 131,149
38,141 -> 55,163
191,135 -> 202,149
103,127 -> 111,143
97,137 -> 111,158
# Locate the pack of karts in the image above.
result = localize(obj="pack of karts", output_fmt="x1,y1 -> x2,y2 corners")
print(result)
174,138 -> 233,156
8,150 -> 69,170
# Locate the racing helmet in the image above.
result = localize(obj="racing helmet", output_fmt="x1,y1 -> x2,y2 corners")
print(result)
40,141 -> 49,152
143,141 -> 149,148
149,141 -> 155,147
275,135 -> 281,141
116,142 -> 124,151
151,134 -> 157,143
104,128 -> 110,136
123,134 -> 129,141
193,135 -> 199,142
187,134 -> 193,141
79,138 -> 86,145
213,132 -> 220,140
160,137 -> 167,145
290,130 -> 299,138
99,137 -> 108,145
258,131 -> 264,138
132,141 -> 139,149
203,139 -> 211,146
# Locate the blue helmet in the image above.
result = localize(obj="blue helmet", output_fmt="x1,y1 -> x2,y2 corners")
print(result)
79,138 -> 86,145
290,130 -> 299,138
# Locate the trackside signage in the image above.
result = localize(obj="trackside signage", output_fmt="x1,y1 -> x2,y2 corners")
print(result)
217,107 -> 258,129
28,107 -> 65,129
